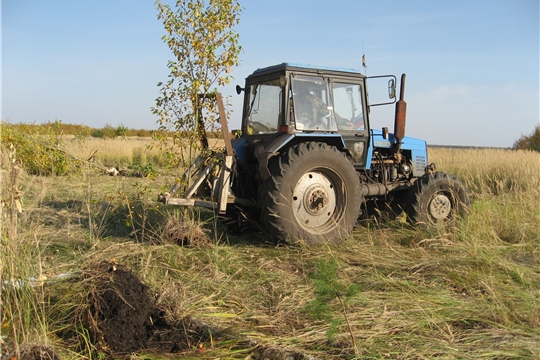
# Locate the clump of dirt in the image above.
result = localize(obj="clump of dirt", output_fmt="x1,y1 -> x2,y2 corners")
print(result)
82,260 -> 212,356
161,218 -> 213,247
84,260 -> 157,353
74,260 -> 318,359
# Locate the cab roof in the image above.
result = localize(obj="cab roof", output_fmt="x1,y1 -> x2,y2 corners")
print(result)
249,62 -> 366,79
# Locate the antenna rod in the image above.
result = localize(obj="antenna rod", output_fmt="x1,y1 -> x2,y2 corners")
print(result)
361,41 -> 367,76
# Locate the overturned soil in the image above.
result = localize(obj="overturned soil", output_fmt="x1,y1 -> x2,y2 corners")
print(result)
83,260 -> 213,356
74,260 -> 317,359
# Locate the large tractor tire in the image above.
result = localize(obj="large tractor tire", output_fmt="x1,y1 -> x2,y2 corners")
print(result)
260,142 -> 361,244
404,172 -> 470,228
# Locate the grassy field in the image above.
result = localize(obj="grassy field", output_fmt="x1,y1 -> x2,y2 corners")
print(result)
62,136 -> 226,170
1,138 -> 539,359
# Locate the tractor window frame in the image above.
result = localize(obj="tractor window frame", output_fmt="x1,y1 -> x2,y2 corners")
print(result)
242,76 -> 285,136
329,78 -> 369,135
290,74 -> 337,132
331,82 -> 365,131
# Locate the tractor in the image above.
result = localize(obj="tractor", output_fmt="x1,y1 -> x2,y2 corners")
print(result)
159,63 -> 470,243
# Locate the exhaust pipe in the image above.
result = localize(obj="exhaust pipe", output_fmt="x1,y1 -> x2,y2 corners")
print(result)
393,74 -> 407,153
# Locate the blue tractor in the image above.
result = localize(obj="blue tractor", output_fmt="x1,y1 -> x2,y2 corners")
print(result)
160,63 -> 470,243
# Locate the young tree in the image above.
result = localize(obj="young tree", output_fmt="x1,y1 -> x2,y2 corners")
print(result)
152,0 -> 242,167
513,124 -> 540,153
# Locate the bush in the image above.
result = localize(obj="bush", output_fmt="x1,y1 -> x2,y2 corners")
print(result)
91,129 -> 104,138
0,122 -> 76,175
42,120 -> 91,136
91,124 -> 117,139
513,124 -> 540,152
101,124 -> 117,139
115,123 -> 128,137
134,129 -> 153,137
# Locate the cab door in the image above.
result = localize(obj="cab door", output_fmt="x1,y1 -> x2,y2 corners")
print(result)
330,80 -> 370,168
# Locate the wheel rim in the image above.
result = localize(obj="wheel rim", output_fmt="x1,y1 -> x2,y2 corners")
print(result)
292,171 -> 340,232
428,192 -> 452,221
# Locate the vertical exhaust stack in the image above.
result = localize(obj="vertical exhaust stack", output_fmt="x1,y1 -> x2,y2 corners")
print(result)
393,74 -> 407,155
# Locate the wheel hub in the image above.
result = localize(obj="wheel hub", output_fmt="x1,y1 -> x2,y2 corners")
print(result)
293,172 -> 336,229
306,187 -> 329,212
428,193 -> 452,221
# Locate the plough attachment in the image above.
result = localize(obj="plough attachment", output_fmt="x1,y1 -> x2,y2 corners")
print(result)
157,93 -> 247,214
157,152 -> 234,214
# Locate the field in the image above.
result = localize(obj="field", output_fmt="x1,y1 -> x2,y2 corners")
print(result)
1,137 -> 539,359
61,136 -> 226,170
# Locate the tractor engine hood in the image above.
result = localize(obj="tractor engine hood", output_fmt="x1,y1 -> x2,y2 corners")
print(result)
370,129 -> 426,151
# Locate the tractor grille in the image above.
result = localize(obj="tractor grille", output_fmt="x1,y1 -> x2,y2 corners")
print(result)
415,156 -> 426,175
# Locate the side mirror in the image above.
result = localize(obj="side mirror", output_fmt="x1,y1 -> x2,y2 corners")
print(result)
236,85 -> 244,95
388,79 -> 396,99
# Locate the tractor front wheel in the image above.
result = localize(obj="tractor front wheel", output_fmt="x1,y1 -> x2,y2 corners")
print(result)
404,172 -> 470,228
260,142 -> 361,244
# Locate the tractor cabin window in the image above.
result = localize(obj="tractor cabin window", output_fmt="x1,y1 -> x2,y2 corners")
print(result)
291,75 -> 337,132
332,82 -> 365,131
245,79 -> 283,135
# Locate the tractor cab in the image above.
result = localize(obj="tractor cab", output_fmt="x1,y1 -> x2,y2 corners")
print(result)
236,63 -> 375,170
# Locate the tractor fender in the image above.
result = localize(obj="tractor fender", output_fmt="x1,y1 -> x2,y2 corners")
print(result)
257,133 -> 348,180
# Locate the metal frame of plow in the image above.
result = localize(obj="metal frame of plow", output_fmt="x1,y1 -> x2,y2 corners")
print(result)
158,93 -> 234,215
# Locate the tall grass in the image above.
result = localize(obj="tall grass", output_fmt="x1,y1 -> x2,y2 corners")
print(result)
1,146 -> 538,358
0,148 -> 50,355
429,147 -> 540,196
63,136 -> 226,169
63,137 -> 168,169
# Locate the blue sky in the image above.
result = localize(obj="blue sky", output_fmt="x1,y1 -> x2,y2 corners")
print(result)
2,0 -> 538,147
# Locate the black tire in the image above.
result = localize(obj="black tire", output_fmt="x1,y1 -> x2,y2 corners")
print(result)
260,142 -> 361,244
404,172 -> 470,228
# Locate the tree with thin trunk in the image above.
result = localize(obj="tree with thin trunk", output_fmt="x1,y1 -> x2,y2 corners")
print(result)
152,0 -> 242,168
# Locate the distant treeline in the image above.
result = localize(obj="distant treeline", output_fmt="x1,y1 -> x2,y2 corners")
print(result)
1,121 -> 224,139
4,121 -> 537,151
428,145 -> 511,150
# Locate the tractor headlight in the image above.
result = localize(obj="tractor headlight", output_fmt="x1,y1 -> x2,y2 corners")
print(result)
400,163 -> 411,175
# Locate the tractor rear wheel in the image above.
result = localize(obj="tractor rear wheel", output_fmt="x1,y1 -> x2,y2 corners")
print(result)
260,142 -> 361,244
404,172 -> 470,228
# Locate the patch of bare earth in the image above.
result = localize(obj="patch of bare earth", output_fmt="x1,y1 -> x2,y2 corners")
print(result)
77,260 -> 316,359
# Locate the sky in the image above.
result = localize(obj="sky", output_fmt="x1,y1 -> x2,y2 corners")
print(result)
2,0 -> 539,147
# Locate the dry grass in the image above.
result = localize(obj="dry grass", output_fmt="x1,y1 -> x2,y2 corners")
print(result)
63,136 -> 226,169
64,136 -> 167,169
1,146 -> 539,359
429,147 -> 540,196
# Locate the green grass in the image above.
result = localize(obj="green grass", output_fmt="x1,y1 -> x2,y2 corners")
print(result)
1,148 -> 539,359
